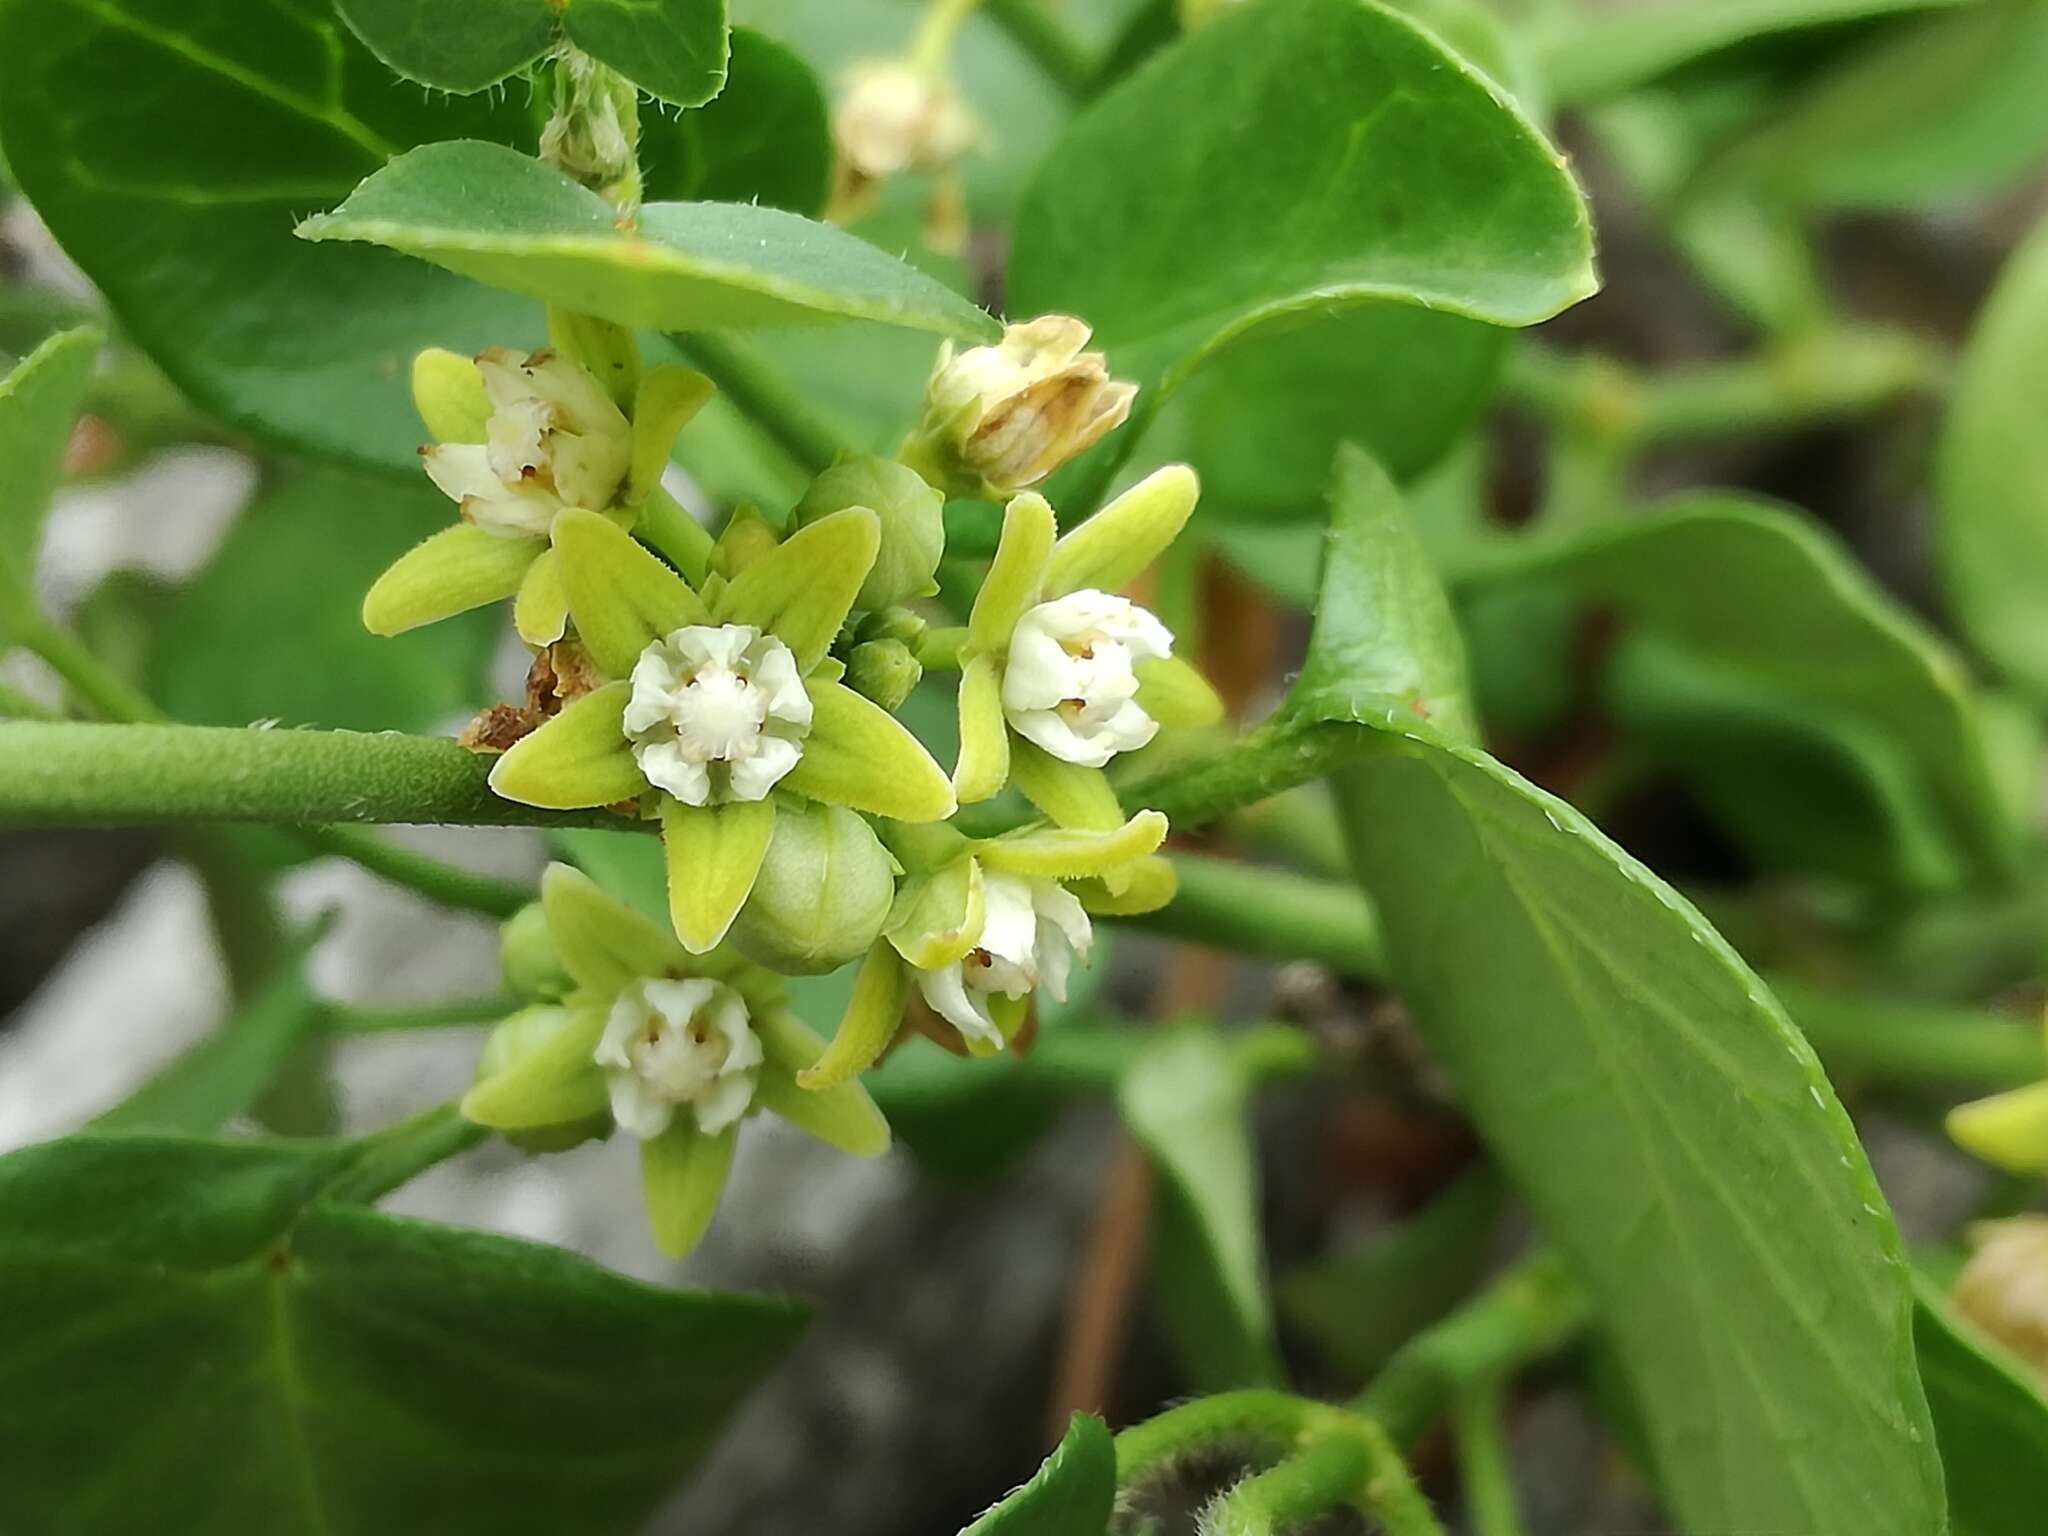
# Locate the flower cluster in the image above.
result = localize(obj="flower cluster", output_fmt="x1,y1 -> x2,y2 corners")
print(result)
363,310 -> 1224,1253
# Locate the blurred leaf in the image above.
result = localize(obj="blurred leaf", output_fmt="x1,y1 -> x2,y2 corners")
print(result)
958,1413 -> 1115,1536
1914,1273 -> 2048,1536
1939,212 -> 2048,705
0,327 -> 99,597
643,28 -> 830,214
94,926 -> 329,1134
300,142 -> 999,342
150,470 -> 500,731
1278,1168 -> 1504,1383
1118,1024 -> 1283,1392
1008,0 -> 1596,404
0,1136 -> 806,1535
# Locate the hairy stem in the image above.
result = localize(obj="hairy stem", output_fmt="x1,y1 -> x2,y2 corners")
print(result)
1200,1431 -> 1378,1536
1119,853 -> 1385,979
1116,1390 -> 1321,1491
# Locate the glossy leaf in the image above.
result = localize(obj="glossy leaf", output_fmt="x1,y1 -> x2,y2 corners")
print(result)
1939,213 -> 2048,705
565,0 -> 730,109
299,141 -> 1000,341
1117,1025 -> 1283,1392
0,327 -> 98,595
155,471 -> 501,731
0,1136 -> 805,1534
1008,0 -> 1596,397
957,1413 -> 1116,1536
1915,1273 -> 2048,1536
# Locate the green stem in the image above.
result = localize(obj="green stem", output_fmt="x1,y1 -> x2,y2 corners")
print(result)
673,334 -> 852,477
11,608 -> 163,722
983,0 -> 1095,99
325,1101 -> 488,1204
1451,1380 -> 1528,1536
296,825 -> 532,918
329,995 -> 518,1034
1116,1390 -> 1322,1491
1352,1417 -> 1448,1536
1772,976 -> 2045,1091
1353,1251 -> 1587,1449
0,678 -> 56,719
1117,853 -> 1385,980
1202,1432 -> 1378,1536
910,0 -> 985,71
1230,787 -> 1352,882
0,722 -> 627,831
913,624 -> 969,669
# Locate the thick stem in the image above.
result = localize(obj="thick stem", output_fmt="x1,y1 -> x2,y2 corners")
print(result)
0,722 -> 628,831
1118,853 -> 1385,980
672,334 -> 852,476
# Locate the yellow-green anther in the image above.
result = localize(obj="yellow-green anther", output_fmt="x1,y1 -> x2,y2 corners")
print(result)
794,454 -> 946,609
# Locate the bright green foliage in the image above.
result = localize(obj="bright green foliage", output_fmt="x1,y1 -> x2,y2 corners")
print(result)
957,1414 -> 1116,1536
0,327 -> 99,598
645,28 -> 831,213
0,1136 -> 805,1534
299,142 -> 1000,341
1915,1273 -> 2048,1536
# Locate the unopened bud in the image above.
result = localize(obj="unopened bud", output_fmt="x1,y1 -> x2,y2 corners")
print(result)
902,316 -> 1137,499
476,1005 -> 613,1153
709,506 -> 782,579
499,902 -> 573,1001
795,455 -> 944,609
730,802 -> 897,974
540,50 -> 641,213
833,58 -> 978,183
1951,1216 -> 2048,1379
846,639 -> 922,711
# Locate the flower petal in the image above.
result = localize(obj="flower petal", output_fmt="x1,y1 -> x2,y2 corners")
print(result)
979,809 -> 1168,880
753,1008 -> 893,1156
362,525 -> 542,637
1135,654 -> 1224,727
1043,464 -> 1199,598
660,797 -> 776,953
551,507 -> 707,678
784,680 -> 957,822
952,653 -> 1011,804
968,492 -> 1058,652
540,861 -> 682,993
916,962 -> 1005,1053
640,1119 -> 739,1257
460,1002 -> 609,1130
513,548 -> 570,646
629,365 -> 716,505
488,681 -> 646,809
713,508 -> 881,673
1008,737 -> 1125,830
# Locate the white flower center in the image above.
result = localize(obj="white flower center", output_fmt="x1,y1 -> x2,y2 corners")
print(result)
915,870 -> 1092,1052
624,625 -> 813,806
594,977 -> 762,1140
1000,589 -> 1174,767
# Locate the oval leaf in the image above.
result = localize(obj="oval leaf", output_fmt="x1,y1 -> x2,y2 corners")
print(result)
334,0 -> 556,94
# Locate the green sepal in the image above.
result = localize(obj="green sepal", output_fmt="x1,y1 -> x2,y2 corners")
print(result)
713,508 -> 880,673
514,548 -> 570,646
540,861 -> 682,993
886,855 -> 986,971
783,679 -> 958,822
474,1005 -> 616,1152
979,810 -> 1168,880
552,507 -> 707,677
1010,738 -> 1126,830
548,307 -> 640,412
634,486 -> 715,586
640,1119 -> 739,1257
1948,1080 -> 2048,1174
953,652 -> 1011,804
660,797 -> 776,954
799,940 -> 914,1091
753,1010 -> 892,1157
1072,854 -> 1178,915
629,365 -> 715,505
1043,464 -> 1199,598
362,525 -> 542,636
969,492 -> 1058,652
488,680 -> 647,809
411,346 -> 490,443
461,1001 -> 610,1130
1136,654 -> 1225,728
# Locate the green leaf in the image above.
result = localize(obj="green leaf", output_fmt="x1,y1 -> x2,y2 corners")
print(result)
334,0 -> 557,93
0,1135 -> 805,1534
642,28 -> 831,215
1298,446 -> 1478,748
564,0 -> 730,109
0,326 -> 99,596
94,928 -> 330,1135
1914,1272 -> 2048,1536
1007,0 -> 1595,401
153,470 -> 501,731
958,1413 -> 1116,1536
1939,212 -> 2048,705
299,141 -> 1000,342
1461,495 -> 2015,888
1117,1025 -> 1283,1392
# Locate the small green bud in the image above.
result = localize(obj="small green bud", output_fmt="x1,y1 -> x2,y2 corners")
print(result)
858,604 -> 930,647
730,802 -> 898,975
709,505 -> 782,578
845,638 -> 922,711
476,1006 -> 613,1153
794,455 -> 944,610
500,902 -> 574,1001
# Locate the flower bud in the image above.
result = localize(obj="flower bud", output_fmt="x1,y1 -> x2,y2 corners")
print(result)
860,605 -> 931,647
709,506 -> 783,579
833,58 -> 978,183
1951,1216 -> 2048,1379
476,1006 -> 613,1153
540,51 -> 641,209
730,802 -> 897,974
902,316 -> 1138,499
794,455 -> 944,609
845,639 -> 923,712
499,902 -> 573,1001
